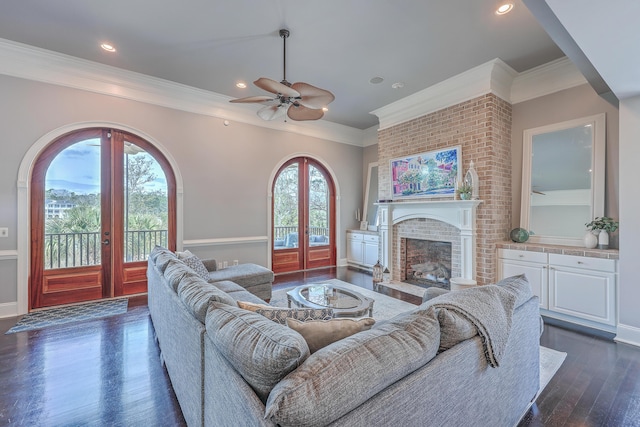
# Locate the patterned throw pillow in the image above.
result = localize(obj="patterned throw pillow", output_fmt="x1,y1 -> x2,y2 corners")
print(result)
286,317 -> 375,353
237,301 -> 334,325
182,255 -> 210,280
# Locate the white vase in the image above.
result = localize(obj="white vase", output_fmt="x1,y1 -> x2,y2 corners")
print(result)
598,229 -> 609,250
584,231 -> 598,249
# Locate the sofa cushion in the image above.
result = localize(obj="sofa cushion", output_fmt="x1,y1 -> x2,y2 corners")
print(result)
155,251 -> 178,274
182,255 -> 209,280
226,290 -> 266,305
177,276 -> 236,323
163,259 -> 194,292
286,317 -> 375,353
265,306 -> 440,426
237,301 -> 333,325
205,302 -> 310,403
434,306 -> 477,352
495,274 -> 533,308
211,280 -> 245,293
207,263 -> 274,288
425,275 -> 533,353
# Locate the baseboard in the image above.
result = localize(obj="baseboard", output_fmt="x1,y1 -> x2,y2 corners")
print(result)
615,323 -> 640,348
0,301 -> 18,319
542,315 -> 616,340
337,258 -> 348,267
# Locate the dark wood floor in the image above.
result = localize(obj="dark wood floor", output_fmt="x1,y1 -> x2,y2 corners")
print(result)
1,267 -> 639,426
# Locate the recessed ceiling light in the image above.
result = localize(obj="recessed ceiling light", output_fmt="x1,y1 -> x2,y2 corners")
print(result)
100,43 -> 116,52
495,3 -> 513,15
369,77 -> 384,84
391,82 -> 405,89
236,82 -> 247,89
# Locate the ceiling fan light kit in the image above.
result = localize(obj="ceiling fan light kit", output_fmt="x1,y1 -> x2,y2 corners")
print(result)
229,29 -> 335,122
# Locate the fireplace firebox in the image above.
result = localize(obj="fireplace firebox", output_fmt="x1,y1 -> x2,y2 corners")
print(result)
403,238 -> 452,289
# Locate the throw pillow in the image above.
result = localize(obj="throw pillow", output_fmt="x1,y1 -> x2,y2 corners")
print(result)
182,255 -> 209,280
265,306 -> 440,426
286,317 -> 375,353
206,302 -> 310,403
237,301 -> 334,325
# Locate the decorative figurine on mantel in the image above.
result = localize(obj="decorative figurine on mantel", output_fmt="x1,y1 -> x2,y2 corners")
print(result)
464,160 -> 480,200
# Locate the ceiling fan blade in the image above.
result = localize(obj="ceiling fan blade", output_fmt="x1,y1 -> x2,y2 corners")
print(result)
229,95 -> 276,104
254,77 -> 300,97
257,104 -> 288,121
291,82 -> 335,109
287,104 -> 324,121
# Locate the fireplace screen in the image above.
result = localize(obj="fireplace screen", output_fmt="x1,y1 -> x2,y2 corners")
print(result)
404,238 -> 452,289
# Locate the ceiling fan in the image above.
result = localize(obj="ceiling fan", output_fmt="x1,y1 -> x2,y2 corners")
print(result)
229,29 -> 335,122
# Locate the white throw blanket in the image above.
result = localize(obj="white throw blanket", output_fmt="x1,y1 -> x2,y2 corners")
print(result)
431,285 -> 518,367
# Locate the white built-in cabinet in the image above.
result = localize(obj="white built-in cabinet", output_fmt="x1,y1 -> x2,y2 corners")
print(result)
347,230 -> 379,269
498,248 -> 617,332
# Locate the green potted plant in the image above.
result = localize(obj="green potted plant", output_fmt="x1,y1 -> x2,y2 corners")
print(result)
585,217 -> 619,249
457,183 -> 473,200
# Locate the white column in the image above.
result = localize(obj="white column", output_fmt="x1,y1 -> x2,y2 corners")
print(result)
377,204 -> 391,274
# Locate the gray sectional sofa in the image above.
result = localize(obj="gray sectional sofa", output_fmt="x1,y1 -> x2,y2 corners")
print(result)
147,246 -> 540,427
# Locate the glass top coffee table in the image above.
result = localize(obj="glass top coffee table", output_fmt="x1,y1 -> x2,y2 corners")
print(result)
286,284 -> 374,318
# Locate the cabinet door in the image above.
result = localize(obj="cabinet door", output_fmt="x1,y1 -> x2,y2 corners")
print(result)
499,259 -> 548,309
363,241 -> 379,267
346,234 -> 364,264
548,266 -> 616,326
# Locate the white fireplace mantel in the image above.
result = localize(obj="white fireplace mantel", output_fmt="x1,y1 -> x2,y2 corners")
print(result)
376,200 -> 482,282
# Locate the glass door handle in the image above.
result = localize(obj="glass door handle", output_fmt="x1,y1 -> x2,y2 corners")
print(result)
102,239 -> 110,245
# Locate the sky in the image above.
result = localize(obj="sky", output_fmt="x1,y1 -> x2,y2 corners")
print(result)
45,138 -> 167,195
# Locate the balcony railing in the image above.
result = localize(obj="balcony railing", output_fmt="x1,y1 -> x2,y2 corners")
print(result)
44,230 -> 168,269
273,226 -> 329,249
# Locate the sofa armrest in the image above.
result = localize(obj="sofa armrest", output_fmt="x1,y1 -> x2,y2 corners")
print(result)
422,287 -> 449,303
201,259 -> 218,272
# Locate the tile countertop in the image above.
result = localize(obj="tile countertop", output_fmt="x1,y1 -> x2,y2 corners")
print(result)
496,242 -> 619,260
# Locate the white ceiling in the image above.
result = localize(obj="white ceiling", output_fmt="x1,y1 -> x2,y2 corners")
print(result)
0,0 -> 565,130
543,0 -> 640,101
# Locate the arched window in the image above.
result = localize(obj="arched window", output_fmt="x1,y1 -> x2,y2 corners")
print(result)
30,128 -> 176,309
272,157 -> 336,273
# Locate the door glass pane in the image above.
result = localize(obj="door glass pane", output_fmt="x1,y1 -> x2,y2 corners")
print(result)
44,139 -> 101,269
123,141 -> 168,262
308,165 -> 330,246
273,163 -> 299,250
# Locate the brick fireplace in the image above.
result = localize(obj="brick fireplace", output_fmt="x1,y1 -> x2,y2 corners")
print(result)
374,92 -> 512,286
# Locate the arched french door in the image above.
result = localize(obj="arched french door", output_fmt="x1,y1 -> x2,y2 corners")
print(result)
30,128 -> 176,309
272,157 -> 336,273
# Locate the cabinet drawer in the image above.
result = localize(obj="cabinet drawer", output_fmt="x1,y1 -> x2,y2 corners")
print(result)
347,232 -> 363,241
363,234 -> 379,243
498,249 -> 547,264
549,254 -> 616,272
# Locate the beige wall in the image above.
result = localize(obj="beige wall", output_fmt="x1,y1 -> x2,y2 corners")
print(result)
0,74 -> 363,305
511,83 -> 620,247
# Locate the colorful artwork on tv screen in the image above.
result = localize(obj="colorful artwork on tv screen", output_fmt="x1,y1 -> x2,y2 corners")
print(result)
390,146 -> 461,199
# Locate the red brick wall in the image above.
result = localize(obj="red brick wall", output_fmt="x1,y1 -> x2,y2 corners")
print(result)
377,93 -> 512,285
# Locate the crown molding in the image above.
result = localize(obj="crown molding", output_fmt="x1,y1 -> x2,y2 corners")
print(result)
371,56 -> 588,130
510,56 -> 588,104
371,59 -> 518,130
0,38 -> 365,147
0,37 -> 587,139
